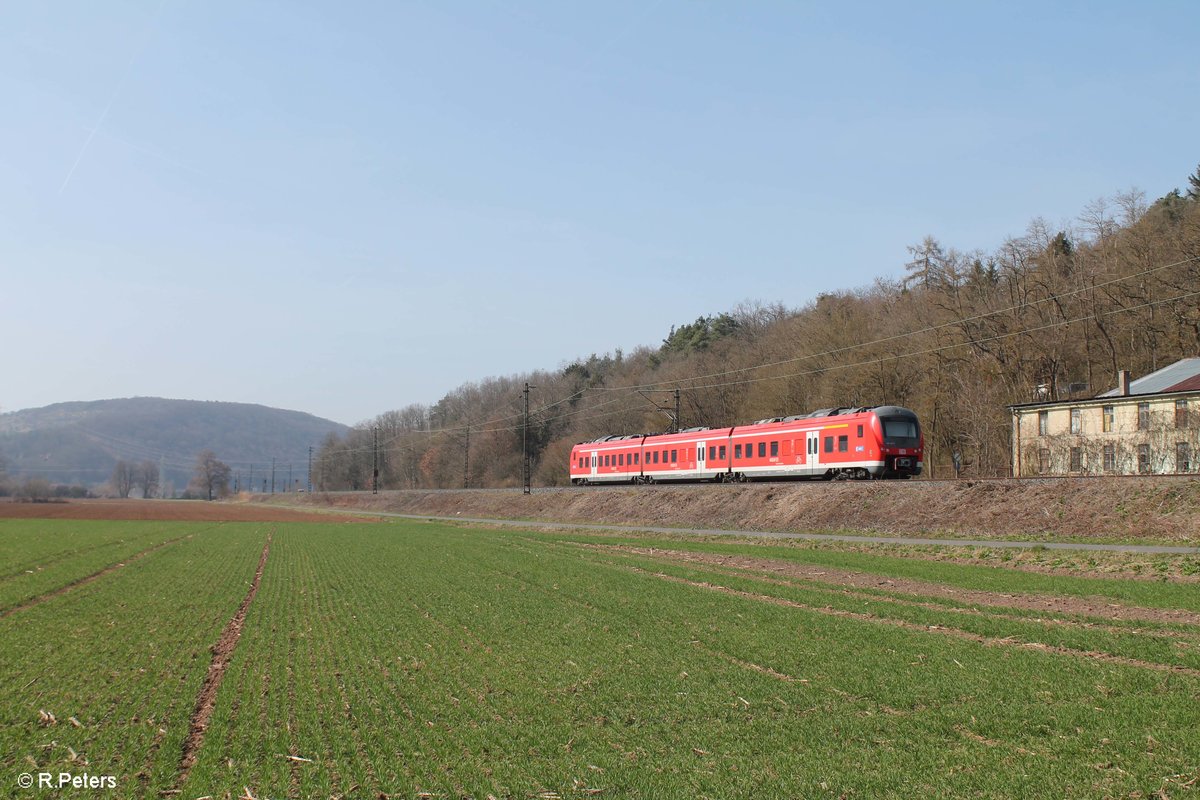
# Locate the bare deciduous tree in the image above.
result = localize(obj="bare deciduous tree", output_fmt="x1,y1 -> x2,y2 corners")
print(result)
137,460 -> 160,499
110,460 -> 135,498
191,451 -> 231,501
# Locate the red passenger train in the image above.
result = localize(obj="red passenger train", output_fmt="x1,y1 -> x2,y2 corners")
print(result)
569,406 -> 923,484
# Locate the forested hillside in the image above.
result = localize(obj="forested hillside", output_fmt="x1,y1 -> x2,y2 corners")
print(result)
316,170 -> 1200,487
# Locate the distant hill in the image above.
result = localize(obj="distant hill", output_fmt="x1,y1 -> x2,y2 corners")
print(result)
0,398 -> 349,494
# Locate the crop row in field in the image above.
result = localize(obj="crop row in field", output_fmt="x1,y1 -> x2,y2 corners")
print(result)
185,522 -> 1200,799
4,517 -> 1199,798
0,520 -> 217,612
1,521 -> 271,797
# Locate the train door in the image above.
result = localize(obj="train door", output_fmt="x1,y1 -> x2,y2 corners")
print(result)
696,441 -> 706,477
806,431 -> 820,475
589,450 -> 598,480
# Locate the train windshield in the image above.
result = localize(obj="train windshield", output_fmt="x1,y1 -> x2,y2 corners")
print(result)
882,418 -> 919,442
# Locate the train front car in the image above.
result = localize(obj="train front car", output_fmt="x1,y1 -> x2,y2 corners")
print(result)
868,406 -> 923,478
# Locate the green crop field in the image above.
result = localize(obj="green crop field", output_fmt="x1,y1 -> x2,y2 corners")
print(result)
2,517 -> 1199,799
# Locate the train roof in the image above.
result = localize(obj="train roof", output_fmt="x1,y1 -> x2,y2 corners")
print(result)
750,407 -> 870,425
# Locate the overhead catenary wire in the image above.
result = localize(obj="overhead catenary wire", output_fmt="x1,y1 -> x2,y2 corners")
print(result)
320,280 -> 1200,460
587,254 -> 1200,393
21,256 -> 1193,482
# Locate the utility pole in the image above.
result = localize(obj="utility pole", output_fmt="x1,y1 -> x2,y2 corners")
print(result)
372,426 -> 379,494
637,388 -> 683,432
248,464 -> 254,494
270,458 -> 276,494
288,463 -> 293,492
523,382 -> 536,494
307,446 -> 313,493
463,420 -> 470,489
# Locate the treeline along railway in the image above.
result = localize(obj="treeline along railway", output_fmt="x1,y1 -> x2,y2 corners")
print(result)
309,170 -> 1200,490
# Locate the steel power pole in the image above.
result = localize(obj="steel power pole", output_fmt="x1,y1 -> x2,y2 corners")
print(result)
522,382 -> 536,494
637,388 -> 682,432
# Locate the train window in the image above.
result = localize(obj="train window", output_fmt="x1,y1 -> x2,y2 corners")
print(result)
838,435 -> 848,452
824,437 -> 833,453
857,425 -> 863,438
634,453 -> 639,465
770,441 -> 778,457
619,454 -> 624,466
662,449 -> 668,462
671,449 -> 677,463
719,445 -> 726,460
735,444 -> 742,459
709,446 -> 716,461
653,451 -> 659,464
758,442 -> 766,458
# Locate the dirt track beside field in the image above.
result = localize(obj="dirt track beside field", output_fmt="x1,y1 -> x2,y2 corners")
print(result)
276,478 -> 1200,543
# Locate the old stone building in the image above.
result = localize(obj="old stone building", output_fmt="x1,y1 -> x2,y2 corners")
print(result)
1010,359 -> 1200,477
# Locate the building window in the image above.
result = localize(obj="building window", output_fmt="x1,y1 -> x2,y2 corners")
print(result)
1070,408 -> 1081,434
1178,442 -> 1191,473
1070,447 -> 1082,472
1103,445 -> 1116,472
1177,399 -> 1189,429
1138,402 -> 1150,431
838,435 -> 849,452
1103,406 -> 1114,432
1038,448 -> 1050,473
1137,444 -> 1151,473
1038,410 -> 1048,436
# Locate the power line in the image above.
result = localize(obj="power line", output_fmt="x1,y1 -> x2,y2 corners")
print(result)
589,254 -> 1199,394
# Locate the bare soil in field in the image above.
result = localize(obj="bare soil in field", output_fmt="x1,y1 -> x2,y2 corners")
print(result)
281,477 -> 1200,543
602,545 -> 1200,626
0,498 -> 363,523
176,533 -> 272,788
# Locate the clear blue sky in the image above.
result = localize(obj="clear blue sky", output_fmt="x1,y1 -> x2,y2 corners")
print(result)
2,1 -> 1197,425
